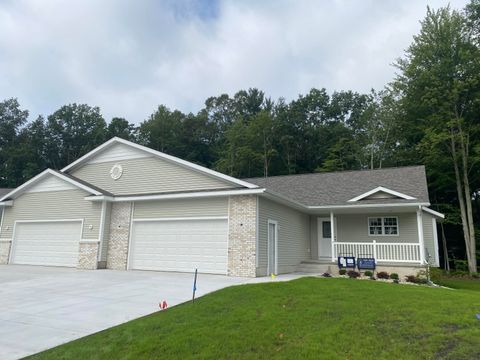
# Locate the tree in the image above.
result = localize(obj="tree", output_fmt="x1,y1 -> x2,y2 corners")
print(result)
138,105 -> 186,157
346,90 -> 400,169
47,104 -> 107,168
107,117 -> 137,140
0,99 -> 29,186
394,6 -> 480,272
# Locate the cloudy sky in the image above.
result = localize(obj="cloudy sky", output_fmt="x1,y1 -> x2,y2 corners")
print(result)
0,0 -> 470,124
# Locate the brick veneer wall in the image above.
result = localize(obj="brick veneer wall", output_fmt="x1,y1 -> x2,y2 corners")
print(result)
0,240 -> 11,264
78,241 -> 99,270
227,195 -> 257,277
106,202 -> 132,270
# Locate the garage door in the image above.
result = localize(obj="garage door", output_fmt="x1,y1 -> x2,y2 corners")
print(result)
130,219 -> 228,274
11,221 -> 82,267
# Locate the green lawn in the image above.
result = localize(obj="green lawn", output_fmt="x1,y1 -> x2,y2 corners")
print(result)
433,277 -> 480,292
28,278 -> 480,360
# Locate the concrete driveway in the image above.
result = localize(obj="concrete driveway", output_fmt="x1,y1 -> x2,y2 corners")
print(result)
0,265 -> 302,359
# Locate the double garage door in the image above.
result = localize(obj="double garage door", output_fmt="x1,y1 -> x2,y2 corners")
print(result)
129,219 -> 228,274
10,221 -> 81,267
9,218 -> 228,274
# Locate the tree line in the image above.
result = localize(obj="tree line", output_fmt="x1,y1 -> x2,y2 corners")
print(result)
0,2 -> 479,271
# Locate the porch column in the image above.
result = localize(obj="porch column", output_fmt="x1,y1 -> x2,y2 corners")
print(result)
416,206 -> 425,264
330,211 -> 335,262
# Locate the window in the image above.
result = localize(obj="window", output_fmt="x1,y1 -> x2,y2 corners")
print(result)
368,217 -> 398,236
322,221 -> 331,238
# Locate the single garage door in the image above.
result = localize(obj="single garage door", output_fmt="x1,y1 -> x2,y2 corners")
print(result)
11,221 -> 82,267
130,219 -> 228,274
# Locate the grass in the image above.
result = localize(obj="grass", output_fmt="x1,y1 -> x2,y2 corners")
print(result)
28,278 -> 480,360
432,276 -> 480,292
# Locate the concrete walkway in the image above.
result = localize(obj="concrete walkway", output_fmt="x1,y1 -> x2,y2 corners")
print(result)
0,265 -> 304,359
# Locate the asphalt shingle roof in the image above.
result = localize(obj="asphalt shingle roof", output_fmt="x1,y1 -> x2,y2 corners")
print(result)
244,166 -> 429,206
55,170 -> 114,196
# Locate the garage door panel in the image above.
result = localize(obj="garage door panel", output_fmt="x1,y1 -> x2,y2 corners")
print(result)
130,219 -> 228,274
12,221 -> 81,267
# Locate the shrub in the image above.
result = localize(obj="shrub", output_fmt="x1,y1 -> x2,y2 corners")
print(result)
452,259 -> 469,272
390,273 -> 399,280
321,272 -> 332,278
347,270 -> 360,278
339,269 -> 347,275
405,275 -> 416,283
472,273 -> 480,279
377,271 -> 390,279
405,275 -> 428,284
364,270 -> 373,277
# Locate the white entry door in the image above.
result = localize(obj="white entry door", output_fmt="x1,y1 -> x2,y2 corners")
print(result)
267,220 -> 278,275
318,218 -> 333,259
11,220 -> 82,267
129,218 -> 228,274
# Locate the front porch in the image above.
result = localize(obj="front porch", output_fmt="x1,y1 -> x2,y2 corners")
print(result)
333,241 -> 421,264
309,205 -> 439,267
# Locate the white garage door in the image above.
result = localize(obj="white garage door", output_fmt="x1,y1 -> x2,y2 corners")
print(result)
11,221 -> 82,267
130,219 -> 228,274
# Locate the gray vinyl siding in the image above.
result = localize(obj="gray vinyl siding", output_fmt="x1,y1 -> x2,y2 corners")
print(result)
71,156 -> 235,196
133,197 -> 228,219
0,190 -> 102,240
335,213 -> 418,243
422,213 -> 437,266
257,197 -> 310,275
100,202 -> 112,262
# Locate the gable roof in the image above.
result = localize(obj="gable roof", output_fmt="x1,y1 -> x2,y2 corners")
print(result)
244,166 -> 429,207
0,188 -> 13,199
347,186 -> 416,202
61,137 -> 258,189
0,169 -> 109,201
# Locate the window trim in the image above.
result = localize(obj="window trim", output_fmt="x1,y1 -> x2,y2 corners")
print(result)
367,216 -> 399,237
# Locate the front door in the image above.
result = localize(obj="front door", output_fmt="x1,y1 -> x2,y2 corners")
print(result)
267,220 -> 278,275
318,218 -> 333,259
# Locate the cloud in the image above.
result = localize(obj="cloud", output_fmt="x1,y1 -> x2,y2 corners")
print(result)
0,0 -> 470,123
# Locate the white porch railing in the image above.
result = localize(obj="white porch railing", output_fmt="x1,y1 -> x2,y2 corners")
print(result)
333,241 -> 422,264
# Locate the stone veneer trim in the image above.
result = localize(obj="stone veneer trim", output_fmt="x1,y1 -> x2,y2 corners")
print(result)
0,240 -> 11,265
106,202 -> 133,270
77,241 -> 99,270
227,195 -> 257,277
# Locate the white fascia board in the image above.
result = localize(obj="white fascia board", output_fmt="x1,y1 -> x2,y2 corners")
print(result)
0,201 -> 13,206
62,137 -> 259,189
260,190 -> 428,213
85,188 -> 266,202
421,206 -> 445,219
308,202 -> 430,211
0,169 -> 102,202
347,186 -> 416,202
61,137 -> 118,172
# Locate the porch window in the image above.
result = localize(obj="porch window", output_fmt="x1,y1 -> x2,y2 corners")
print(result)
368,217 -> 398,236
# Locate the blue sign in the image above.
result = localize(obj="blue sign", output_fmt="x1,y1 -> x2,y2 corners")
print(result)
357,258 -> 376,270
338,256 -> 356,268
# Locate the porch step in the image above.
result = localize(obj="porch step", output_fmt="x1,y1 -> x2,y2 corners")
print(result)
296,261 -> 337,274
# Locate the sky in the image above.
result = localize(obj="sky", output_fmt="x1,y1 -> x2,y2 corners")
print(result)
0,0 -> 470,124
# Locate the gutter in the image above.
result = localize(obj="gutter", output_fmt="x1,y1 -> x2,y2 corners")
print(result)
85,188 -> 266,202
84,186 -> 432,215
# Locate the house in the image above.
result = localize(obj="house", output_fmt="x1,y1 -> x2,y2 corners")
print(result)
0,188 -> 13,235
0,137 -> 444,277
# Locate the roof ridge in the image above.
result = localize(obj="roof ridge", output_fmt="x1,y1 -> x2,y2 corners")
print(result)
243,165 -> 425,181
